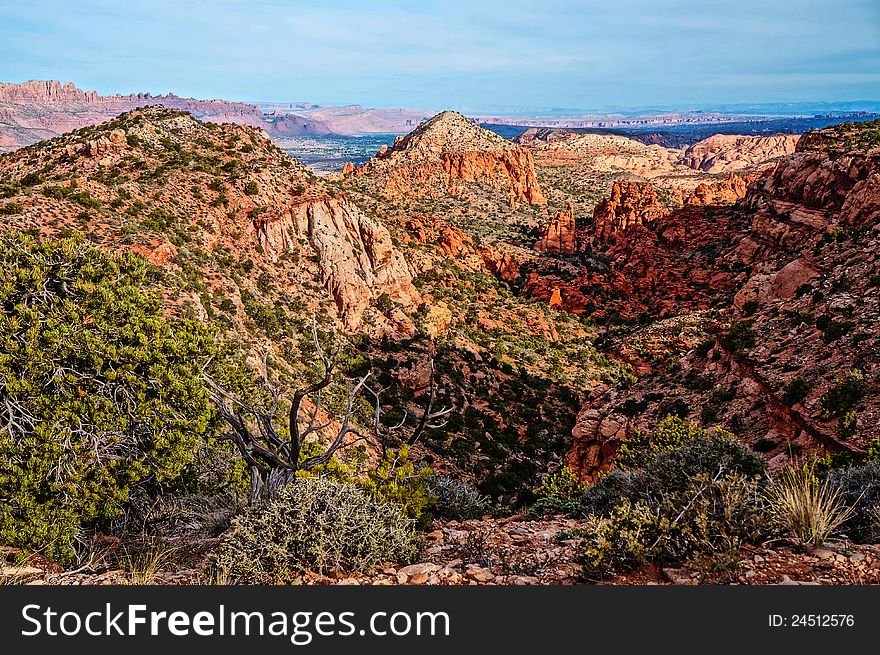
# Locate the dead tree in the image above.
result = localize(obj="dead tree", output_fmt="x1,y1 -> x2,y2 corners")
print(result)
204,324 -> 451,504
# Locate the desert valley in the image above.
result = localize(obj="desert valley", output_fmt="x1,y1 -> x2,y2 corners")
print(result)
0,77 -> 879,587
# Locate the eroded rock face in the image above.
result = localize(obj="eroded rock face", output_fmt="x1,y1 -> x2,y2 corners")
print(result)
535,203 -> 576,254
685,173 -> 750,206
566,403 -> 628,482
480,246 -> 521,282
405,217 -> 521,282
748,137 -> 880,228
565,121 -> 880,480
679,134 -> 799,173
591,181 -> 668,242
255,195 -> 418,327
357,111 -> 546,205
733,257 -> 821,310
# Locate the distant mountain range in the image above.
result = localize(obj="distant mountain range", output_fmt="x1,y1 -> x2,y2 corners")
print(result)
2,80 -> 878,154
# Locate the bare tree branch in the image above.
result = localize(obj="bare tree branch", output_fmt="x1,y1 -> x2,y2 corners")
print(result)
203,323 -> 452,504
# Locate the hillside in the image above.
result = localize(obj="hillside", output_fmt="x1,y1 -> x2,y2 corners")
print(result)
561,119 -> 880,479
0,106 -> 623,504
346,110 -> 546,206
0,105 -> 419,334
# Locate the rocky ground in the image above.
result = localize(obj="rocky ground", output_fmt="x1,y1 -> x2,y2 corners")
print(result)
5,517 -> 878,586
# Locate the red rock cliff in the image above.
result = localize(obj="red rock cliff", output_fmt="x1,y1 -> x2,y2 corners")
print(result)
535,203 -> 576,254
591,181 -> 667,242
358,111 -> 546,205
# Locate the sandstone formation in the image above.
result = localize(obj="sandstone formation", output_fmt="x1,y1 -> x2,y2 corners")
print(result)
564,120 -> 880,479
526,131 -> 682,179
685,173 -> 751,206
535,202 -> 576,254
679,133 -> 799,173
255,195 -> 418,326
356,111 -> 546,205
513,127 -> 579,146
591,181 -> 668,242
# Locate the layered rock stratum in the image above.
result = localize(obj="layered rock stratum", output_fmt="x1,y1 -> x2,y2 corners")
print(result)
679,133 -> 800,173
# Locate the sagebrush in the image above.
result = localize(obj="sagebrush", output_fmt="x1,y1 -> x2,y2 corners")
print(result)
208,477 -> 421,583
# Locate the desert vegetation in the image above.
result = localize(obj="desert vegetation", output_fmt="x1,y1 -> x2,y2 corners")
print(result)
0,108 -> 878,587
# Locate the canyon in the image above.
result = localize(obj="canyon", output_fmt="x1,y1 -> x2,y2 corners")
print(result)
560,121 -> 880,480
1,93 -> 878,586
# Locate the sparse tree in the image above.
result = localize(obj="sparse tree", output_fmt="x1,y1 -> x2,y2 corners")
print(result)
204,325 -> 451,503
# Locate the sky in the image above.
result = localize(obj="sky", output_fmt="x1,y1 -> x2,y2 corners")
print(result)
1,0 -> 878,112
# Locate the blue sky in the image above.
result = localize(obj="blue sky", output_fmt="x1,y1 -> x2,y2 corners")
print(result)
1,0 -> 878,111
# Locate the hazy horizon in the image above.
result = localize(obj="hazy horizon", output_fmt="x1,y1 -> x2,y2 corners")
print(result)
1,0 -> 879,113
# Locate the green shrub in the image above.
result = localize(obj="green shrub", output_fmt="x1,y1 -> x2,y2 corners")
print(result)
243,181 -> 259,195
819,369 -> 867,420
561,418 -> 764,521
362,447 -> 433,527
209,477 -> 421,583
618,416 -> 761,484
648,431 -> 764,493
0,232 -> 230,563
571,418 -> 767,578
575,501 -> 657,580
616,415 -> 707,469
601,425 -> 764,508
576,473 -> 766,580
782,377 -> 809,406
724,320 -> 755,356
375,292 -> 394,314
819,319 -> 855,343
839,410 -> 858,439
534,466 -> 589,515
0,202 -> 23,215
578,469 -> 652,517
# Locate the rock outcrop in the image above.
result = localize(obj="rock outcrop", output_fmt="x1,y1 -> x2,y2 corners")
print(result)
679,134 -> 799,173
591,181 -> 668,242
685,173 -> 751,206
565,120 -> 880,479
405,217 -> 521,282
356,111 -> 546,205
535,203 -> 576,254
255,195 -> 418,327
524,131 -> 682,180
